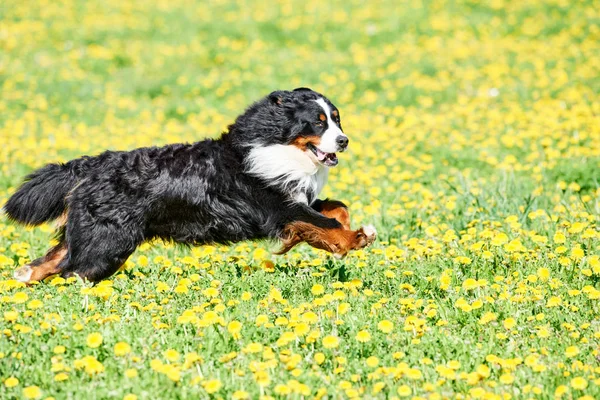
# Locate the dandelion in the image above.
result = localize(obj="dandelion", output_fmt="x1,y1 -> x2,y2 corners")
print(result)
22,386 -> 42,399
227,320 -> 243,339
125,369 -> 138,378
232,390 -> 250,400
163,349 -> 180,362
4,377 -> 19,388
377,320 -> 394,333
54,373 -> 68,382
565,346 -> 579,358
314,352 -> 326,364
114,342 -> 131,356
86,332 -> 103,348
554,386 -> 568,397
202,379 -> 222,394
397,385 -> 412,397
4,311 -> 18,322
499,373 -> 514,384
503,318 -> 516,330
355,330 -> 371,342
322,335 -> 340,349
570,377 -> 587,390
366,356 -> 379,367
311,284 -> 325,295
27,300 -> 43,310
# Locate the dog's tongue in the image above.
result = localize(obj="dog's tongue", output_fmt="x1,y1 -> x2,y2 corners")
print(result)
316,148 -> 338,167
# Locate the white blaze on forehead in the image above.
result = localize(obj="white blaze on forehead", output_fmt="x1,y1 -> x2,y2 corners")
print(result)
314,98 -> 346,153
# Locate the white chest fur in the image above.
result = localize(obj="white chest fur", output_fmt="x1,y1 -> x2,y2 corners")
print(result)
294,166 -> 328,204
246,144 -> 329,204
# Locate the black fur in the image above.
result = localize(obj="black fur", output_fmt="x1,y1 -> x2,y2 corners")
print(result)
3,89 -> 346,282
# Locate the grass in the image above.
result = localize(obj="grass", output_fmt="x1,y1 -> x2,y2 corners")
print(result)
1,0 -> 600,399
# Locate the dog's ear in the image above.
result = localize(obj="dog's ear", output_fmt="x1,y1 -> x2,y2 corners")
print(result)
293,87 -> 313,92
268,90 -> 291,106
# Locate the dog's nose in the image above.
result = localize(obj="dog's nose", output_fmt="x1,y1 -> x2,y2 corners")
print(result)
336,135 -> 349,149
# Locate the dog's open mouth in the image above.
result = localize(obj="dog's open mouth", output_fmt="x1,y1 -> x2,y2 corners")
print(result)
307,143 -> 338,167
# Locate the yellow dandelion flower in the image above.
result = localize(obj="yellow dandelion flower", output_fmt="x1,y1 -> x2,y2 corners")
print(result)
311,284 -> 325,295
241,292 -> 252,301
377,319 -> 394,333
554,385 -> 568,397
125,369 -> 138,378
86,332 -> 103,348
366,356 -> 379,367
27,300 -> 43,310
314,352 -> 326,364
54,373 -> 68,382
274,384 -> 291,395
499,373 -> 514,384
355,330 -> 371,342
227,320 -> 243,339
565,346 -> 579,358
570,377 -> 587,390
4,311 -> 18,323
322,335 -> 340,349
232,390 -> 250,400
503,318 -> 516,330
4,377 -> 19,388
23,386 -> 42,399
294,322 -> 309,336
397,385 -> 412,397
163,349 -> 180,362
114,342 -> 131,356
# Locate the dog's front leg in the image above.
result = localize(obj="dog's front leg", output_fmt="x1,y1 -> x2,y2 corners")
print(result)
311,198 -> 351,229
276,202 -> 376,257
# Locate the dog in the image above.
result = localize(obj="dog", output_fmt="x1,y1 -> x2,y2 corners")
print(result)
3,88 -> 376,283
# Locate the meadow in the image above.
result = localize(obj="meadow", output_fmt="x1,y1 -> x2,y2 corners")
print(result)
1,0 -> 599,398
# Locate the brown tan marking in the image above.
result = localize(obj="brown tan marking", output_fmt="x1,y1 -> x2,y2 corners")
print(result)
277,200 -> 375,256
319,114 -> 326,121
315,200 -> 351,230
290,135 -> 321,151
55,212 -> 68,228
276,221 -> 375,257
332,110 -> 338,117
14,244 -> 67,283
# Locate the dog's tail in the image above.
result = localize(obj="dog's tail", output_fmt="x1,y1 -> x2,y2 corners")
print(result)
4,162 -> 80,226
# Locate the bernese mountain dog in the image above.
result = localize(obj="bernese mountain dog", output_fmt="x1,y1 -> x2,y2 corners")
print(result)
4,88 -> 376,283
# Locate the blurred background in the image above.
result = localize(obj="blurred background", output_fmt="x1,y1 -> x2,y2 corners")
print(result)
1,2 -> 600,398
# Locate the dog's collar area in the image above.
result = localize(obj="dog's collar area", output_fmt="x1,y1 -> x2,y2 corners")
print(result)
307,143 -> 338,167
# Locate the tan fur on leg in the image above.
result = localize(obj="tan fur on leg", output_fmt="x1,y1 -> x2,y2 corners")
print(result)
277,221 -> 376,257
14,245 -> 67,283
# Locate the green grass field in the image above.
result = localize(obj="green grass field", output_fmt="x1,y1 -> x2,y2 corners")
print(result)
1,0 -> 600,398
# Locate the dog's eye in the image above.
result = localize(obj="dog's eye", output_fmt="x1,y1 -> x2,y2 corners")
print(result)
315,121 -> 324,127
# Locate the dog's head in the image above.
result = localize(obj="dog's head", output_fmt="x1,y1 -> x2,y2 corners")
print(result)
230,88 -> 349,168
268,88 -> 348,167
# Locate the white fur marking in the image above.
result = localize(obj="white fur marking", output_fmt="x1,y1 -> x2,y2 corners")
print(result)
14,265 -> 33,282
314,98 -> 346,153
246,144 -> 328,203
362,225 -> 377,238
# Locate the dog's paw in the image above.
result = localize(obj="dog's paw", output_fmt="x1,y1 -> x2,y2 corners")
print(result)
355,225 -> 377,248
14,265 -> 33,283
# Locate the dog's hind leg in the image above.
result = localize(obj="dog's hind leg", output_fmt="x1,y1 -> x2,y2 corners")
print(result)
14,242 -> 68,283
58,210 -> 142,283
